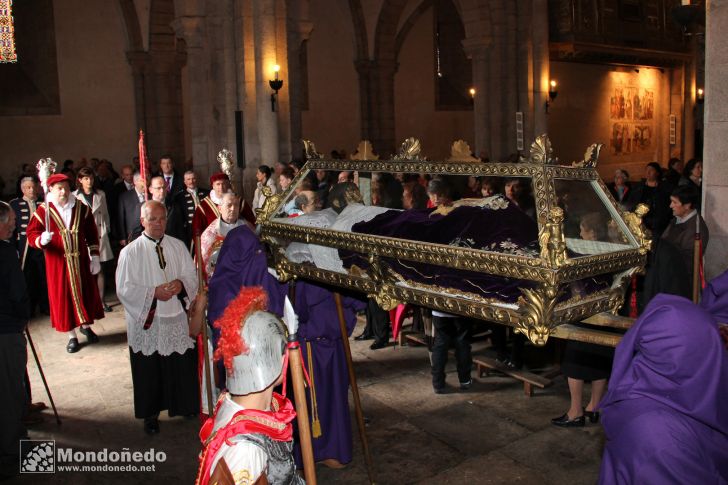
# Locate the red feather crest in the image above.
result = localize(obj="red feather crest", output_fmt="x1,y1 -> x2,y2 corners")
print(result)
213,287 -> 268,371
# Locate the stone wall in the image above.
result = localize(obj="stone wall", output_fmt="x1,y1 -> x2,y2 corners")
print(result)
300,0 -> 361,156
394,6 -> 474,160
0,0 -> 136,193
703,0 -> 728,279
548,61 -> 677,182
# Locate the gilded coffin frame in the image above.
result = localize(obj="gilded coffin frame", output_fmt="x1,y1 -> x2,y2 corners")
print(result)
257,136 -> 649,345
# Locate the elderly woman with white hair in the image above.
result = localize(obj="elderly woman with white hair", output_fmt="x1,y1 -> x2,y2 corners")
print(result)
607,168 -> 633,211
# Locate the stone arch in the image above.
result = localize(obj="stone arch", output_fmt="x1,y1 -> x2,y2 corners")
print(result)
118,0 -> 144,52
395,0 -> 433,62
347,0 -> 369,60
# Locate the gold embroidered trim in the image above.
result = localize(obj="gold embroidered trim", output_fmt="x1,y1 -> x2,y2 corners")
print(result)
203,197 -> 222,219
48,204 -> 89,324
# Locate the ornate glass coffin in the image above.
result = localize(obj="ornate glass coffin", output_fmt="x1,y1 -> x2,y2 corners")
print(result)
257,136 -> 650,345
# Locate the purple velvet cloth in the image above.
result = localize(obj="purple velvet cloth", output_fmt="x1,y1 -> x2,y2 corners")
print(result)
291,281 -> 364,466
344,204 -> 540,301
344,203 -> 610,302
598,294 -> 728,484
701,269 -> 728,324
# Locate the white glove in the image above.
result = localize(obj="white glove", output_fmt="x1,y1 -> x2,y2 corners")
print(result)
40,231 -> 54,246
90,255 -> 101,275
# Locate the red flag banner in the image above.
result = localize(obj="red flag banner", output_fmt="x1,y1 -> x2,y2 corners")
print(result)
0,0 -> 17,63
138,130 -> 149,201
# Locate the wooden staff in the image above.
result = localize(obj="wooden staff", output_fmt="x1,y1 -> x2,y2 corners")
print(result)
20,255 -> 61,425
193,234 -> 214,416
334,292 -> 375,484
692,214 -> 702,304
284,287 -> 317,485
25,327 -> 61,425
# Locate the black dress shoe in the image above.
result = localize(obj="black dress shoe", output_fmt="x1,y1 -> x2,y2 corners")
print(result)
551,413 -> 585,427
369,340 -> 388,350
144,417 -> 160,435
354,332 -> 374,341
79,326 -> 99,344
103,304 -> 113,313
584,409 -> 600,424
66,338 -> 80,353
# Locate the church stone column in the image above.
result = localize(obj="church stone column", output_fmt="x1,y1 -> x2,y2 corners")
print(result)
463,37 -> 491,158
531,0 -> 549,139
172,16 -> 213,179
371,59 -> 398,156
703,0 -> 728,278
355,58 -> 375,145
286,19 -> 313,160
253,0 -> 280,166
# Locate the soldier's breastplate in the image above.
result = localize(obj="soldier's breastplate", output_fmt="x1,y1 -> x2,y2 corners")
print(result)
234,433 -> 302,485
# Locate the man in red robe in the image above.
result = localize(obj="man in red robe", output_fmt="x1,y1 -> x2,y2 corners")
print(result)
192,173 -> 255,241
27,174 -> 104,353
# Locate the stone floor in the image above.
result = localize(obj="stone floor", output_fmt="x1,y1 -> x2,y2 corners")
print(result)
8,300 -> 605,484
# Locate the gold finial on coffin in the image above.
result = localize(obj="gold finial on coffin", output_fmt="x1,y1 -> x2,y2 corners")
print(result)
447,139 -> 479,162
255,186 -> 283,224
350,140 -> 379,161
366,255 -> 402,311
394,137 -> 423,160
302,139 -> 323,160
538,206 -> 568,268
572,143 -> 603,168
529,134 -> 556,164
517,284 -> 560,346
623,203 -> 652,258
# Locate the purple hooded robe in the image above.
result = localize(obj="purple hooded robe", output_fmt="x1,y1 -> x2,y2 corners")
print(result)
291,280 -> 364,466
598,294 -> 728,484
208,224 -> 364,466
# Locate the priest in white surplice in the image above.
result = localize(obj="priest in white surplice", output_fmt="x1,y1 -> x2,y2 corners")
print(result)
115,200 -> 200,435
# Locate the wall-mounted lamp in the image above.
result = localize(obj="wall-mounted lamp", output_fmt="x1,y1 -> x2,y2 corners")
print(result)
269,64 -> 284,112
697,87 -> 704,104
545,80 -> 558,114
469,87 -> 476,105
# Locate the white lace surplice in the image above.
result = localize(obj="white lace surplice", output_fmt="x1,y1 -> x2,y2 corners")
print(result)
116,235 -> 198,356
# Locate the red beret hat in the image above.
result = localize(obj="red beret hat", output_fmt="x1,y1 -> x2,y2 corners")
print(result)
46,174 -> 71,187
209,172 -> 230,185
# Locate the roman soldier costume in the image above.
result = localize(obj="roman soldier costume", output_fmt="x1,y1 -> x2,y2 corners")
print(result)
195,288 -> 303,485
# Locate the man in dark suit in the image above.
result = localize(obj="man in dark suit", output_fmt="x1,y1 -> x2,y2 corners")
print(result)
0,201 -> 31,478
128,176 -> 185,242
173,170 -> 209,248
155,155 -> 184,206
116,171 -> 147,246
108,164 -> 134,235
9,177 -> 49,316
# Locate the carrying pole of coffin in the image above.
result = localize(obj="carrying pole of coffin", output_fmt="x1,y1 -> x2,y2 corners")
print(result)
284,285 -> 317,485
334,292 -> 376,484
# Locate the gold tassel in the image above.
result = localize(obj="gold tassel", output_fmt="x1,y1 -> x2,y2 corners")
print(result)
306,342 -> 322,438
